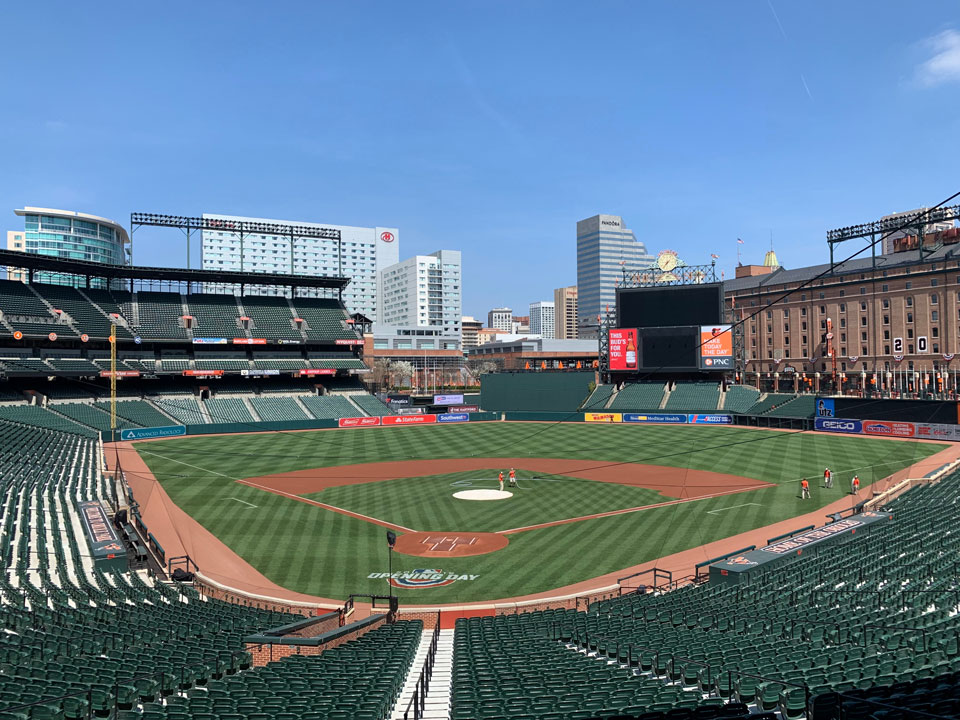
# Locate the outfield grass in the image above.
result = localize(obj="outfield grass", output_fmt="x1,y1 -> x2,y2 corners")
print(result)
135,422 -> 944,602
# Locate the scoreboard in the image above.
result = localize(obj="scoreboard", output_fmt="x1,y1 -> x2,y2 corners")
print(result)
610,283 -> 731,373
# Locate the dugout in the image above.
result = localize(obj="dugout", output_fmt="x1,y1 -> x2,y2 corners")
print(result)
480,371 -> 595,412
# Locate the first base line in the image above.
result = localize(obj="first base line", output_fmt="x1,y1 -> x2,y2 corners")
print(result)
706,502 -> 762,515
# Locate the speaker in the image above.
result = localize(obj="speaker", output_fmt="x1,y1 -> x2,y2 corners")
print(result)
389,596 -> 399,613
113,509 -> 128,528
172,568 -> 195,582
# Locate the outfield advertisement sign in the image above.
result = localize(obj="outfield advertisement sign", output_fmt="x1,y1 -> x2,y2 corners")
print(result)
338,417 -> 381,428
622,413 -> 688,424
916,422 -> 960,441
814,417 -> 862,434
382,414 -> 437,426
698,325 -> 733,369
448,405 -> 479,413
437,413 -> 470,423
862,420 -> 916,438
434,394 -> 464,405
119,425 -> 187,441
584,412 -> 622,423
687,414 -> 733,424
192,338 -> 228,345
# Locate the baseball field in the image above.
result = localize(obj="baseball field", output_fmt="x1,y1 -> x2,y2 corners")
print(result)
133,421 -> 944,603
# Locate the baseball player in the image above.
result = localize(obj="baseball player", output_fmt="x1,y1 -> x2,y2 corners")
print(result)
801,478 -> 811,500
498,471 -> 504,492
824,467 -> 833,489
852,475 -> 860,495
508,468 -> 517,488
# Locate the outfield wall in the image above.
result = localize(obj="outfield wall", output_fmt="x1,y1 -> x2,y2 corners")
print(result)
815,397 -> 959,424
481,372 -> 595,412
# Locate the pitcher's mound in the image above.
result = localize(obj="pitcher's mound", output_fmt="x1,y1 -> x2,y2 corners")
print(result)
453,489 -> 513,501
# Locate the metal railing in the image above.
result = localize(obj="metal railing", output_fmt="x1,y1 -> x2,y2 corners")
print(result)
403,613 -> 442,720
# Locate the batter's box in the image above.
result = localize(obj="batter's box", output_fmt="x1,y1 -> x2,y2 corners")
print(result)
395,531 -> 509,557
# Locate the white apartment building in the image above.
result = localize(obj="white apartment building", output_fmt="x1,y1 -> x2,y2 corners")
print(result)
488,307 -> 513,332
379,250 -> 461,333
529,301 -> 555,338
200,212 -> 399,318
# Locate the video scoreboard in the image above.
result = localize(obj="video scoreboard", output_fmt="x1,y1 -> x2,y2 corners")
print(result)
609,283 -> 732,373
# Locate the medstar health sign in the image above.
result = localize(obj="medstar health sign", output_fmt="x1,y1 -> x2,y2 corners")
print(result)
368,569 -> 480,589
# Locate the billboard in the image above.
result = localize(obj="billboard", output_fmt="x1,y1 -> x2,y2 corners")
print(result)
437,413 -> 470,423
698,325 -> 733,369
687,414 -> 733,424
119,425 -> 187,441
816,398 -> 835,417
192,337 -> 228,345
608,328 -> 638,371
382,414 -> 437,426
617,284 -> 723,329
814,417 -> 863,434
584,412 -> 622,423
622,413 -> 688,424
434,394 -> 464,405
862,420 -> 916,438
232,338 -> 267,345
339,417 -> 381,428
448,405 -> 479,413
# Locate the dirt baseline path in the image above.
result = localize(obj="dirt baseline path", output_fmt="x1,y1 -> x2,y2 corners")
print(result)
243,457 -> 766,499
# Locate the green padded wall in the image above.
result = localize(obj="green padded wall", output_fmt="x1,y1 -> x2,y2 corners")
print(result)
480,372 -> 595,412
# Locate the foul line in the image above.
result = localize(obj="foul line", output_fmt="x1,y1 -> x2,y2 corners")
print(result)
230,497 -> 258,508
236,479 -> 414,533
497,484 -> 773,535
706,502 -> 762,515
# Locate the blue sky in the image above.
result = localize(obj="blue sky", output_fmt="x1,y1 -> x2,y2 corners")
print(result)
2,2 -> 959,319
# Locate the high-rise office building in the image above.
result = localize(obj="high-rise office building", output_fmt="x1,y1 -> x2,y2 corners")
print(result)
200,212 -> 399,318
379,250 -> 461,332
8,207 -> 130,283
487,307 -> 513,332
576,214 -> 653,338
553,285 -> 578,339
529,301 -> 555,338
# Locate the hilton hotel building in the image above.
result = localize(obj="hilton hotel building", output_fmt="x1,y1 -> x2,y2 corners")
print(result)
724,235 -> 960,386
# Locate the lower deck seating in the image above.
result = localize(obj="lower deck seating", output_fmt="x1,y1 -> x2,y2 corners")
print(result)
608,383 -> 666,411
664,382 -> 720,413
249,396 -> 309,422
351,393 -> 395,416
206,397 -> 255,424
300,395 -> 356,420
723,385 -> 760,413
582,383 -> 614,410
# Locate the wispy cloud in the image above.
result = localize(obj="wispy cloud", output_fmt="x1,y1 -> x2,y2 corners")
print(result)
916,29 -> 960,86
446,41 -> 523,144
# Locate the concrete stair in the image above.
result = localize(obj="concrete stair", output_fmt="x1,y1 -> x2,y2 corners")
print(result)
391,628 -> 453,720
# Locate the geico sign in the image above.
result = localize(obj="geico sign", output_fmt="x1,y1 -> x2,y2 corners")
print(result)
814,417 -> 862,434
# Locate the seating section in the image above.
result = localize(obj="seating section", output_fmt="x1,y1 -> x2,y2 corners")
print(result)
0,358 -> 52,375
154,396 -> 207,425
582,383 -> 614,410
133,292 -> 188,340
252,357 -> 307,370
0,279 -> 78,338
722,385 -> 760,413
250,396 -> 309,421
746,393 -> 795,415
206,397 -> 256,424
763,394 -> 817,418
241,295 -> 302,340
294,297 -> 358,341
608,383 -> 666,411
664,382 -> 720,413
185,293 -> 242,338
82,287 -> 135,337
300,395 -> 356,420
95,400 -> 174,428
46,357 -> 100,374
351,393 -> 395,416
34,283 -> 133,339
53,402 -> 138,431
195,357 -> 249,371
0,405 -> 96,437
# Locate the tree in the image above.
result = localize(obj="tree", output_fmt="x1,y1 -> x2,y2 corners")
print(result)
372,358 -> 393,389
391,361 -> 414,389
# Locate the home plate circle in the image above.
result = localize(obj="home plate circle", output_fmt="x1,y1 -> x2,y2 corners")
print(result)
453,489 -> 513,501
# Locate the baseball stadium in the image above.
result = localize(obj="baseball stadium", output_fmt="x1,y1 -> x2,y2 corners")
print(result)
1,244 -> 959,720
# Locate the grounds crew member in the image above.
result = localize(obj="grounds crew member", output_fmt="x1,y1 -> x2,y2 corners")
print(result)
824,467 -> 833,489
498,471 -> 504,492
509,468 -> 517,487
801,478 -> 811,500
852,474 -> 860,495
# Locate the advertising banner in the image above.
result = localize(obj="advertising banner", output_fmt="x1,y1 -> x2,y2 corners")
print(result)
584,412 -> 623,423
240,369 -> 280,377
608,328 -> 639,371
814,417 -> 863,434
338,417 -> 381,428
915,422 -> 960,441
382,414 -> 437,426
334,339 -> 364,345
276,339 -> 301,345
99,370 -> 140,378
396,407 -> 425,415
297,369 -> 337,376
622,413 -> 687,424
183,369 -> 224,377
119,425 -> 187,441
437,413 -> 469,423
434,394 -> 465,405
192,338 -> 228,345
386,394 -> 411,406
687,414 -> 733,424
862,420 -> 916,438
448,405 -> 479,413
699,325 -> 733,369
816,398 -> 836,417
232,338 -> 267,345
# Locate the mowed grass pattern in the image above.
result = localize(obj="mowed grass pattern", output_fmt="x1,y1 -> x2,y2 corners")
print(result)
135,423 -> 944,602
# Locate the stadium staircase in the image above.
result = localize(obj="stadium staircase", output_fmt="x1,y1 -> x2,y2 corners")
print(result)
658,386 -> 671,409
241,395 -> 261,422
392,628 -> 454,720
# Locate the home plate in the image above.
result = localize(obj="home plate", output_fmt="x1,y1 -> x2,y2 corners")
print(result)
453,489 -> 513,501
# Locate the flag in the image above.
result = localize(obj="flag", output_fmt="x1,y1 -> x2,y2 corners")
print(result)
710,253 -> 719,259
737,238 -> 744,244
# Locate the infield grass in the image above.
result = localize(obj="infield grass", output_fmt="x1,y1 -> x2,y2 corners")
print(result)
135,422 -> 944,602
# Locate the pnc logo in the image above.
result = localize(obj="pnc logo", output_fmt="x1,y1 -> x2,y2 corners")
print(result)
380,231 -> 395,243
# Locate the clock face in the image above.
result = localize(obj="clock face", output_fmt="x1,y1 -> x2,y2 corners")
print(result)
657,253 -> 678,272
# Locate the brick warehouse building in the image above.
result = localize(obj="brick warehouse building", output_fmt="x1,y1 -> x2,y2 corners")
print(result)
724,233 -> 960,396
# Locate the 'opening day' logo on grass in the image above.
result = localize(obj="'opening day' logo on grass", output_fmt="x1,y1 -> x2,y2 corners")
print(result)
368,569 -> 480,589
